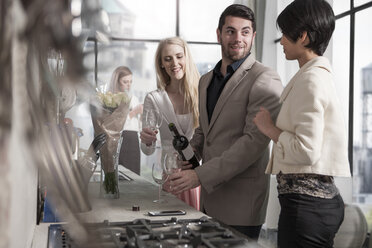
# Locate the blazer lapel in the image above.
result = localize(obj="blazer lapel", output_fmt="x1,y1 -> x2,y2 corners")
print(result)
207,56 -> 255,134
279,74 -> 297,103
279,56 -> 331,103
199,71 -> 213,135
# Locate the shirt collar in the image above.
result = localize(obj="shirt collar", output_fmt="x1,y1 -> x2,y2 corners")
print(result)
213,53 -> 250,77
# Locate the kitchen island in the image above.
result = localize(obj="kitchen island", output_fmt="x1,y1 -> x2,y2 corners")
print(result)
32,167 -> 207,247
32,167 -> 261,247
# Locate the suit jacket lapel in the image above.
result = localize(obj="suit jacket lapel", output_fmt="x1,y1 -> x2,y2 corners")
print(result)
207,56 -> 255,134
199,72 -> 213,136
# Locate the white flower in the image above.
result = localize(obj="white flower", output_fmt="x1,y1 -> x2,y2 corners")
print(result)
97,91 -> 130,108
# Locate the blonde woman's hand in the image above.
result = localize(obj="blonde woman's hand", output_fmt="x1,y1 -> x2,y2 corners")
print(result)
140,127 -> 157,146
129,104 -> 143,118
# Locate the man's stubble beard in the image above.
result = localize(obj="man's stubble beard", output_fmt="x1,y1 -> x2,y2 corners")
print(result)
221,38 -> 253,63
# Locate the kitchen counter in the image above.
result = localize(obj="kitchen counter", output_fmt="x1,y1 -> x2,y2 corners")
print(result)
31,167 -> 207,248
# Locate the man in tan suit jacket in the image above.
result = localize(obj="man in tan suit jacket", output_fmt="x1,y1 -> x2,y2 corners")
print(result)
169,4 -> 282,240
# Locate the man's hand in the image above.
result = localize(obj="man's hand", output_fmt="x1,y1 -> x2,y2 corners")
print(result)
177,158 -> 193,170
169,170 -> 200,195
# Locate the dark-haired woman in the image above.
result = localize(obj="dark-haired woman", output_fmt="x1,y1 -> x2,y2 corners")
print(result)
253,0 -> 351,247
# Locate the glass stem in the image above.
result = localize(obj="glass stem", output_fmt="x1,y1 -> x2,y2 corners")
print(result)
158,184 -> 161,201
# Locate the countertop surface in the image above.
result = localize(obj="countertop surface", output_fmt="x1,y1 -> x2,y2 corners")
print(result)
31,167 -> 207,248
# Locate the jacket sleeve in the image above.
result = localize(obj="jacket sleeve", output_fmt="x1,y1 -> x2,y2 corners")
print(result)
190,125 -> 204,159
195,69 -> 283,193
190,77 -> 205,158
276,71 -> 328,165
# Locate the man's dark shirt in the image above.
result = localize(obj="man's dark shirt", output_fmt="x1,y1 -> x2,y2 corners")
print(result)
207,54 -> 249,122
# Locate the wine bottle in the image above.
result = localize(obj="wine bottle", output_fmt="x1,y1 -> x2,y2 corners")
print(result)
168,123 -> 200,169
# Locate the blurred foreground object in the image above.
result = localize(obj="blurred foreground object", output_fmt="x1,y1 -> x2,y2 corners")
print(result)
77,133 -> 107,191
0,0 -> 111,246
334,204 -> 368,248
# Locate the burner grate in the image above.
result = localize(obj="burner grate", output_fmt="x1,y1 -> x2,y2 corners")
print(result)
47,217 -> 253,248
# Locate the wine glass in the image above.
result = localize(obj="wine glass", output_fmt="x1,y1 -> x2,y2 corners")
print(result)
152,159 -> 169,203
143,109 -> 163,147
163,152 -> 180,192
164,151 -> 181,175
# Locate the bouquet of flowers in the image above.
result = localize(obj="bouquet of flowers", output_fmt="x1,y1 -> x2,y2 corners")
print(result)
91,90 -> 131,198
97,91 -> 129,110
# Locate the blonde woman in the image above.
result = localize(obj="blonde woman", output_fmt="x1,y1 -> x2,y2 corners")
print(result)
108,66 -> 143,175
140,37 -> 200,209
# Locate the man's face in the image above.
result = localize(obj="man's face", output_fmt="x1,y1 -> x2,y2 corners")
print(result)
217,16 -> 256,64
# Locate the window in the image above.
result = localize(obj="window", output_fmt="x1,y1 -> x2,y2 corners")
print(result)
333,0 -> 372,230
353,6 -> 372,213
179,0 -> 237,42
332,16 -> 350,131
96,40 -> 158,102
333,0 -> 350,15
355,0 -> 372,7
103,0 -> 176,39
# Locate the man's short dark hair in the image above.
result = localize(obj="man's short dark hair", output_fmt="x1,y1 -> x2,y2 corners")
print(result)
218,4 -> 256,32
276,0 -> 335,56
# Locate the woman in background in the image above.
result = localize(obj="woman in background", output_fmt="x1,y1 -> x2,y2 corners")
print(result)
108,66 -> 143,175
253,0 -> 351,247
140,37 -> 201,210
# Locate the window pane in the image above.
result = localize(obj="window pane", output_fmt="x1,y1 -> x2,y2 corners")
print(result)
353,7 -> 372,218
97,40 -> 158,100
332,0 -> 350,15
82,41 -> 96,86
64,41 -> 98,151
354,0 -> 372,7
102,0 -> 176,39
79,40 -> 160,181
67,40 -> 159,151
331,17 -> 350,130
188,44 -> 221,75
278,0 -> 295,14
179,0 -> 254,42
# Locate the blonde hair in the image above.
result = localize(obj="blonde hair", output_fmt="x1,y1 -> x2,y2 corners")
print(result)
154,37 -> 200,128
108,66 -> 132,93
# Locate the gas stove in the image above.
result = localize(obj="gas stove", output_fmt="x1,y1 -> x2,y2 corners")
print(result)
47,216 -> 258,247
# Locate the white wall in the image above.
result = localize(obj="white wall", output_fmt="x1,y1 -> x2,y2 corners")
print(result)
261,0 -> 279,69
8,130 -> 38,248
5,37 -> 38,248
